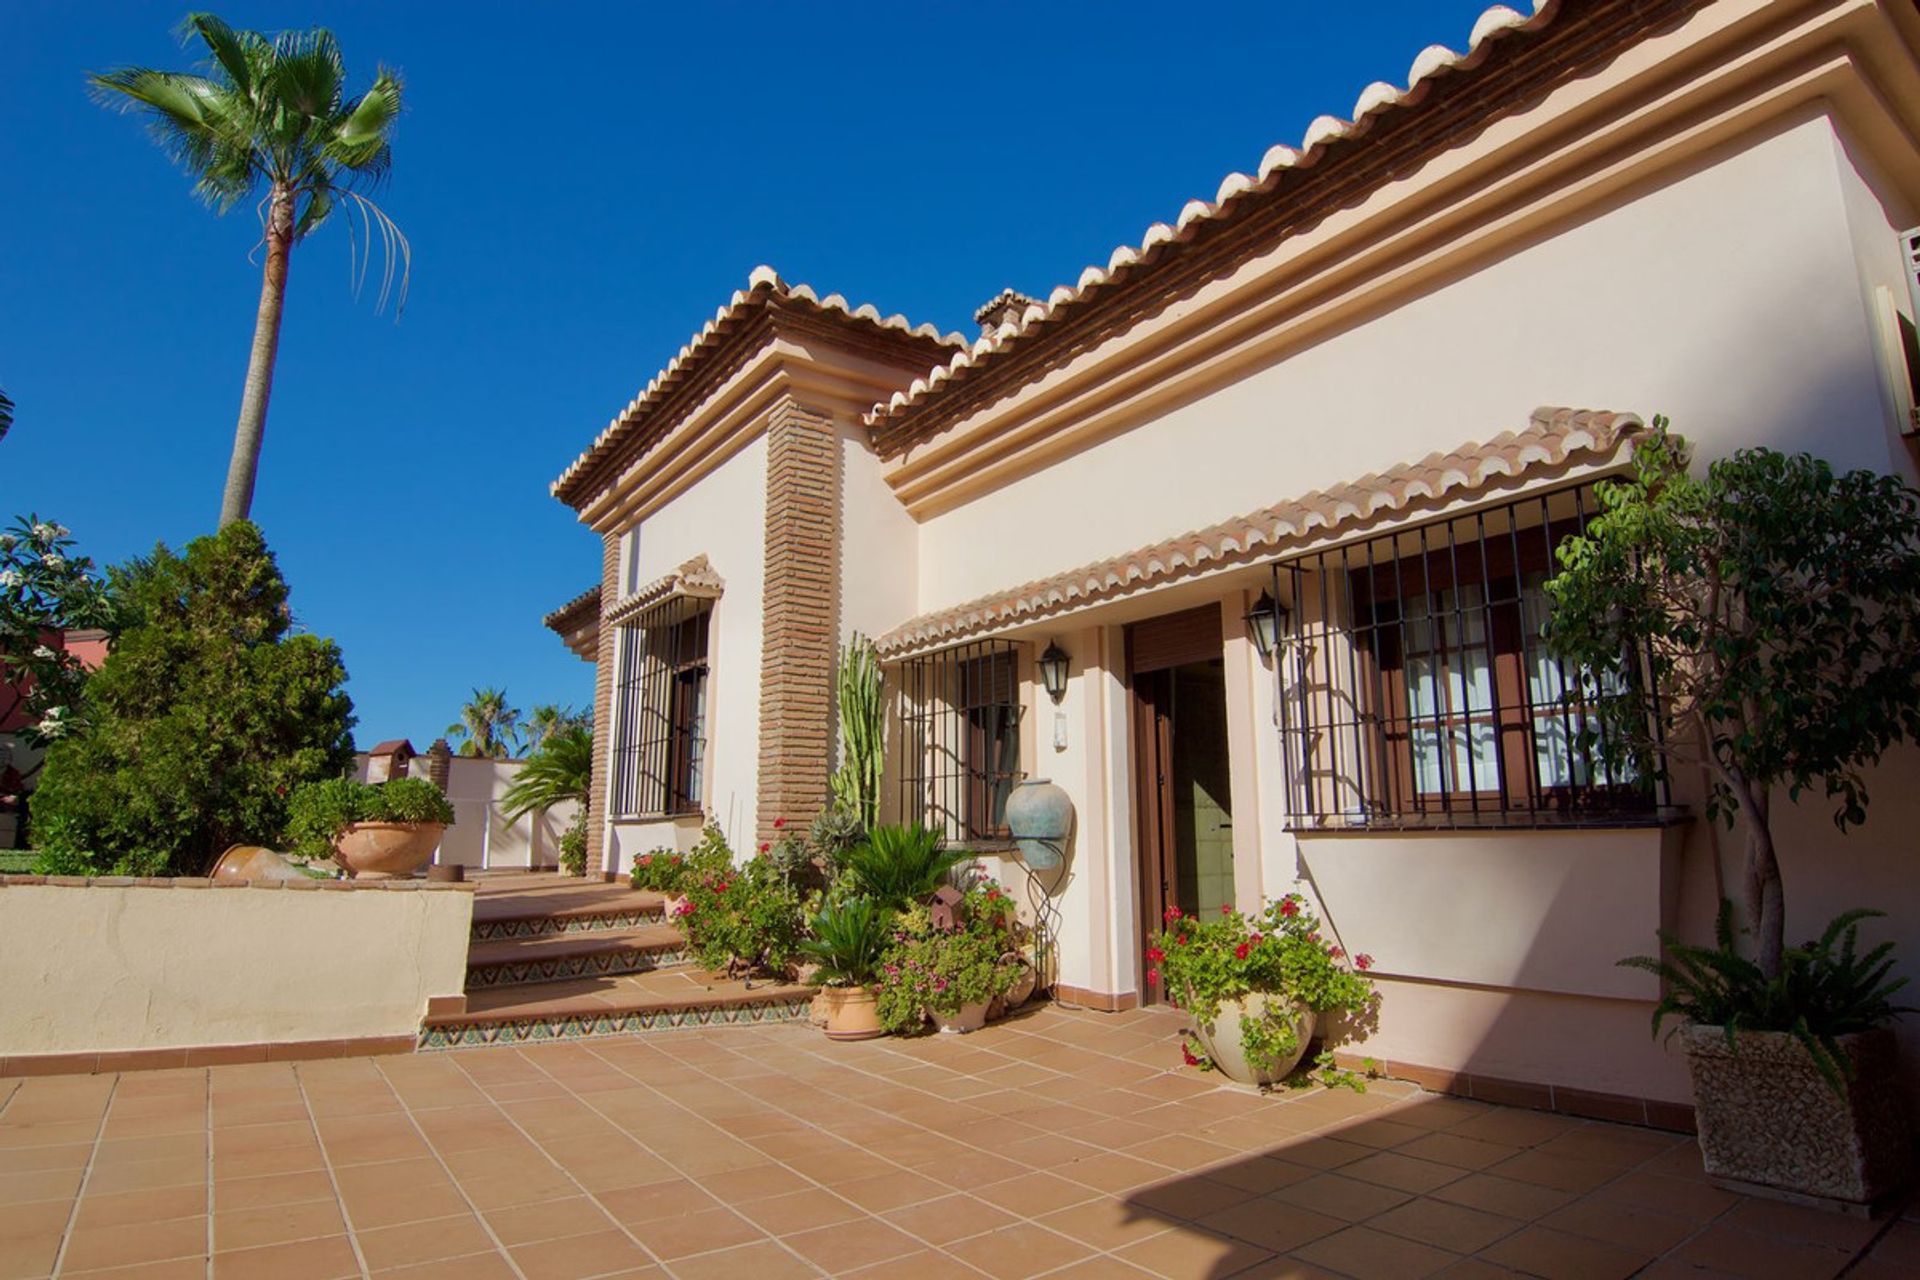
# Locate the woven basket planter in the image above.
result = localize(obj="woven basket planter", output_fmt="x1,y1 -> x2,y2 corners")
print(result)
1681,1025 -> 1911,1208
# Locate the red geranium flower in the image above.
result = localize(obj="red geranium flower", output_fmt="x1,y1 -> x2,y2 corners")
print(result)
1355,953 -> 1375,971
1249,933 -> 1263,946
773,817 -> 786,829
1163,906 -> 1183,923
1280,898 -> 1300,918
1233,942 -> 1250,960
1328,945 -> 1346,960
1221,904 -> 1233,916
1145,947 -> 1165,963
1181,1042 -> 1200,1067
1147,966 -> 1160,983
758,842 -> 770,853
1176,934 -> 1188,947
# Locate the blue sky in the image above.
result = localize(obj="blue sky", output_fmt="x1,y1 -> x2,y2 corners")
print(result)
1,0 -> 1493,747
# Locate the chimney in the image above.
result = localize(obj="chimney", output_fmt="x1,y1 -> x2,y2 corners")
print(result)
973,288 -> 1040,336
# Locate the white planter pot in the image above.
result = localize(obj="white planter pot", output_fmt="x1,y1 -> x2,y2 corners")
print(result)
932,1001 -> 991,1034
1191,993 -> 1315,1086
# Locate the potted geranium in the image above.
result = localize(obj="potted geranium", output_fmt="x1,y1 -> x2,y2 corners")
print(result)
799,897 -> 893,1040
1152,893 -> 1376,1086
1548,425 -> 1920,1207
876,889 -> 1021,1034
286,776 -> 455,879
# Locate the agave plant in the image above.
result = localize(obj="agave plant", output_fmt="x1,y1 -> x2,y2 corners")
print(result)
841,823 -> 971,910
1620,903 -> 1910,1093
799,897 -> 895,988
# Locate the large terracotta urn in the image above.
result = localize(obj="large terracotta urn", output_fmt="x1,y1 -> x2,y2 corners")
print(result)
1192,993 -> 1316,1086
333,821 -> 444,880
1004,779 -> 1072,870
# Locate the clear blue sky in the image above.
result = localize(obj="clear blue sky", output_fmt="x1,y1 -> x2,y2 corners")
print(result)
1,0 -> 1493,747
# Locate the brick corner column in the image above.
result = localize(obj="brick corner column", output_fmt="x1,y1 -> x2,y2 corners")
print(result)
587,530 -> 621,876
757,397 -> 840,848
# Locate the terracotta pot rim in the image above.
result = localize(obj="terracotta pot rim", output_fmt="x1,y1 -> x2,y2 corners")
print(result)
342,820 -> 446,833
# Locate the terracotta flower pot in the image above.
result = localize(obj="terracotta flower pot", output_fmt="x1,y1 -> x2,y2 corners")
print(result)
333,822 -> 444,880
820,986 -> 884,1041
932,1000 -> 991,1034
1003,959 -> 1038,1009
1681,1025 -> 1911,1208
1192,993 -> 1315,1086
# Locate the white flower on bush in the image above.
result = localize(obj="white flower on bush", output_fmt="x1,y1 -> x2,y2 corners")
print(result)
41,555 -> 65,572
37,706 -> 70,738
0,534 -> 15,553
0,569 -> 20,589
32,644 -> 57,660
31,523 -> 58,543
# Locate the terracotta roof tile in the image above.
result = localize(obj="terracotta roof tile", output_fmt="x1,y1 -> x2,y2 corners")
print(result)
864,0 -> 1568,430
603,554 -> 726,628
542,583 -> 601,632
554,268 -> 965,504
874,407 -> 1641,656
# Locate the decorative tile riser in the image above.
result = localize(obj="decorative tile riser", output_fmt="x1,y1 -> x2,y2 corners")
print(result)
417,998 -> 814,1050
470,909 -> 664,942
464,945 -> 692,989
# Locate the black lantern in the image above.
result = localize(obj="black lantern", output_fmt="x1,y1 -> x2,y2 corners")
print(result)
1038,641 -> 1070,704
1245,589 -> 1287,659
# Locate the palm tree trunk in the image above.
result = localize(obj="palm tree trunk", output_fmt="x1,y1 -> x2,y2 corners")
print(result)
219,185 -> 295,527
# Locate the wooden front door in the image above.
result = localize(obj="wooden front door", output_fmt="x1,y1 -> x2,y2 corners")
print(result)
1128,605 -> 1233,1003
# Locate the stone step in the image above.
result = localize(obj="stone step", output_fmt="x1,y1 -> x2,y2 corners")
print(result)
464,924 -> 691,990
419,968 -> 814,1050
469,882 -> 666,942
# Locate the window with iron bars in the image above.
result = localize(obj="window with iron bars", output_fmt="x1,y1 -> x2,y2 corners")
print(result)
1269,483 -> 1666,829
895,640 -> 1025,844
609,599 -> 710,819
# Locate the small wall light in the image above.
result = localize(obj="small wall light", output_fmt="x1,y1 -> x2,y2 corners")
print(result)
1245,589 -> 1288,660
1038,641 -> 1070,705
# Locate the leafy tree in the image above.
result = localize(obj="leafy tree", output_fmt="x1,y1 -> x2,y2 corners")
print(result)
1547,423 -> 1920,978
521,703 -> 589,753
90,13 -> 407,527
446,686 -> 520,758
31,521 -> 355,875
0,516 -> 112,750
0,385 -> 13,445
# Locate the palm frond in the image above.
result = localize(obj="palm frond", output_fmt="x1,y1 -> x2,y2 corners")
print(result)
0,386 -> 12,444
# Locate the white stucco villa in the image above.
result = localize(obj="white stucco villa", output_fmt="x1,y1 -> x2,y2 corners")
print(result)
546,0 -> 1920,1121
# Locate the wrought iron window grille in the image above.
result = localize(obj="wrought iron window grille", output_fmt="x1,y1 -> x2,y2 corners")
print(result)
895,639 -> 1026,846
609,598 -> 711,820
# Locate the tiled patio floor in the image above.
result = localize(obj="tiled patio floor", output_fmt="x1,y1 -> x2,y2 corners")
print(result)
1,1005 -> 1912,1280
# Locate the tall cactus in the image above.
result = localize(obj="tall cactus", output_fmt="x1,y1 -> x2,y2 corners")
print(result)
830,633 -> 884,828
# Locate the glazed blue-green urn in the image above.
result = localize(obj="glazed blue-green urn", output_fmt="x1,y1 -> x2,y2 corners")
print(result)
1005,779 -> 1072,870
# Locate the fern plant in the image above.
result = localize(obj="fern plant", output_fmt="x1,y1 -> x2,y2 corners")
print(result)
841,823 -> 971,910
799,897 -> 895,987
1620,903 -> 1910,1094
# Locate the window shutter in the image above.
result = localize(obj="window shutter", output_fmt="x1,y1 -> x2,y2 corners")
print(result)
1127,605 -> 1223,675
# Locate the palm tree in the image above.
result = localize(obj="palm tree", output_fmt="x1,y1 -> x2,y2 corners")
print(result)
501,726 -> 592,824
0,386 -> 13,445
446,687 -> 520,759
522,704 -> 588,753
90,13 -> 407,527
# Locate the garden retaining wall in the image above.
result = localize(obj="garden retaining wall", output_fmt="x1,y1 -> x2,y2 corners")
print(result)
0,875 -> 472,1074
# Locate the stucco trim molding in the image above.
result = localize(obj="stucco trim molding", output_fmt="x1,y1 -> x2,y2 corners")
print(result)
602,555 -> 726,628
876,406 -> 1641,657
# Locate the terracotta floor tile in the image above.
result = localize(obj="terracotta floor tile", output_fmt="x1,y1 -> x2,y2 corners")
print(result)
1430,1172 -> 1577,1220
353,1214 -> 496,1271
830,1168 -> 949,1213
0,1141 -> 93,1173
1674,1224 -> 1853,1280
1036,1196 -> 1177,1250
485,1196 -> 617,1247
0,1230 -> 64,1280
1592,1168 -> 1740,1222
1344,1150 -> 1470,1195
664,1240 -> 817,1279
972,1170 -> 1100,1216
1479,1224 -> 1657,1280
739,1186 -> 866,1236
1112,1224 -> 1276,1278
212,1121 -> 315,1156
844,1248 -> 994,1278
212,1233 -> 360,1280
509,1228 -> 654,1280
1202,1157 -> 1317,1196
342,1182 -> 473,1231
595,1176 -> 723,1223
624,1206 -> 764,1260
1369,1196 -> 1526,1254
780,1215 -> 924,1273
1397,1132 -> 1526,1172
1716,1198 -> 1882,1252
1292,1223 -> 1461,1280
209,1143 -> 326,1180
211,1199 -> 348,1253
943,1221 -> 1095,1278
212,1169 -> 337,1211
1193,1196 -> 1347,1253
62,1211 -> 211,1274
695,1161 -> 812,1203
1269,1134 -> 1375,1170
1485,1149 -> 1623,1195
373,1252 -> 519,1279
1539,1196 -> 1699,1254
1270,1171 -> 1414,1222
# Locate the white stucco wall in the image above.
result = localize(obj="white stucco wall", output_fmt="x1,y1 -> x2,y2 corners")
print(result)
0,883 -> 472,1054
914,117 -> 1916,613
605,435 -> 768,872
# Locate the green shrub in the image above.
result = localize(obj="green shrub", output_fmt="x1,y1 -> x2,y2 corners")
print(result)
799,897 -> 894,987
1622,904 -> 1910,1093
629,823 -> 732,893
874,888 -> 1021,1033
31,522 -> 355,876
678,846 -> 806,977
841,823 -> 970,910
285,776 -> 455,861
557,816 -> 587,877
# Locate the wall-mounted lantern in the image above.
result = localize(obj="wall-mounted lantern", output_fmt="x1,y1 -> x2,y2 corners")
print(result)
1038,641 -> 1070,704
1245,589 -> 1288,660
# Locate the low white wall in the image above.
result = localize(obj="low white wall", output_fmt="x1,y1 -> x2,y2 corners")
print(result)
352,755 -> 579,871
0,879 -> 472,1057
